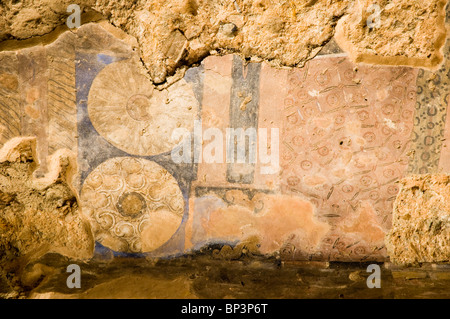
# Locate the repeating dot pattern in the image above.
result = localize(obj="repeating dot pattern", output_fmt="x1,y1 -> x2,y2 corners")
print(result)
407,38 -> 450,174
280,57 -> 418,261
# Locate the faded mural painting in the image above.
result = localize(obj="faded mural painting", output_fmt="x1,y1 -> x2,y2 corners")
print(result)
0,19 -> 449,263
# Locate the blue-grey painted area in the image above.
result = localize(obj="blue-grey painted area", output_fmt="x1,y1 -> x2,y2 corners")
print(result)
76,53 -> 205,257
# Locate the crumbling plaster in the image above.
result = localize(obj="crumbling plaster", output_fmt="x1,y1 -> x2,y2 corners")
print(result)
0,0 -> 447,86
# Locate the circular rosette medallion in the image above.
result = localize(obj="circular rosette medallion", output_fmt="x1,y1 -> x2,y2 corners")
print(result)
81,157 -> 185,253
88,59 -> 198,156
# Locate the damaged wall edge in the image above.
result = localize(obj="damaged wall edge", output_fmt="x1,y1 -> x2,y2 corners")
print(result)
0,0 -> 448,87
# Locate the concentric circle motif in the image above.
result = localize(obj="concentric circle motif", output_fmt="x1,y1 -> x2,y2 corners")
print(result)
88,59 -> 198,156
81,157 -> 184,253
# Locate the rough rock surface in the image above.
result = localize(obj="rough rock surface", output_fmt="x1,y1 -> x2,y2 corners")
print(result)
335,0 -> 448,69
0,137 -> 94,291
386,175 -> 450,265
0,0 -> 447,85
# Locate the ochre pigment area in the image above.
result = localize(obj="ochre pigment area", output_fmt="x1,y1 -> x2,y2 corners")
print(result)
386,175 -> 450,266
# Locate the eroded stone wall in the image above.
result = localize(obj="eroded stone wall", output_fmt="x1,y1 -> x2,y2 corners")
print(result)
0,137 -> 93,290
386,175 -> 450,265
0,0 -> 447,85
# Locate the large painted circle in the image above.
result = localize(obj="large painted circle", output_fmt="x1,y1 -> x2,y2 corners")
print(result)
88,59 -> 198,156
80,157 -> 184,253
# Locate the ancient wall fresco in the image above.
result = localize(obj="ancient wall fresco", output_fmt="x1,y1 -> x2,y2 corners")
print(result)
185,52 -> 417,262
0,3 -> 449,264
